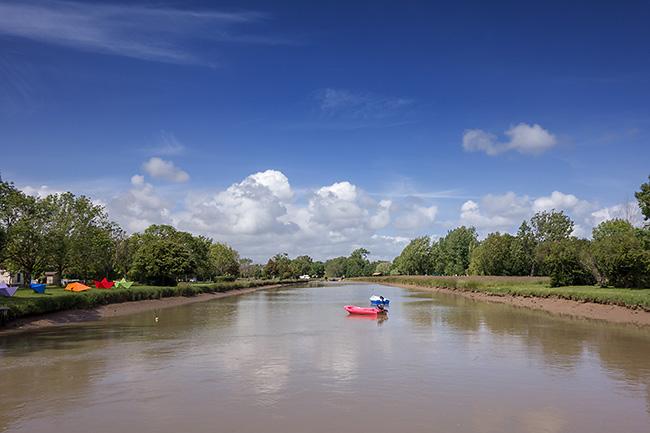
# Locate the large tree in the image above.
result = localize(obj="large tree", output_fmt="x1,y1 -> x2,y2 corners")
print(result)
324,256 -> 347,279
210,242 -> 241,277
635,174 -> 650,224
395,235 -> 434,275
526,210 -> 575,276
543,238 -> 595,287
46,192 -> 116,281
346,248 -> 371,277
1,187 -> 52,284
468,232 -> 515,276
131,225 -> 196,285
530,209 -> 574,243
590,219 -> 650,288
264,253 -> 296,279
438,227 -> 478,276
510,220 -> 536,276
114,230 -> 136,280
292,255 -> 313,277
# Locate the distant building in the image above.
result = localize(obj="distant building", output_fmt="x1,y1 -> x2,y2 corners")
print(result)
45,271 -> 61,286
0,270 -> 25,286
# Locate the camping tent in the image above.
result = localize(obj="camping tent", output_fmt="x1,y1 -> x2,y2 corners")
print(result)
30,283 -> 46,294
65,282 -> 92,292
94,278 -> 114,289
0,281 -> 18,297
113,278 -> 133,289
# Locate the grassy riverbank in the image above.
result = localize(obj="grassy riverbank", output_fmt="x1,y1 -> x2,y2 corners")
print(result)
356,275 -> 650,311
0,279 -> 283,324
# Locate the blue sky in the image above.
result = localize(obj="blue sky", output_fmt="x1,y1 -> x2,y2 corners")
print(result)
1,0 -> 648,263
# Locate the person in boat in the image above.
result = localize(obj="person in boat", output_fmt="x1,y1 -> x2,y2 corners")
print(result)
376,302 -> 386,312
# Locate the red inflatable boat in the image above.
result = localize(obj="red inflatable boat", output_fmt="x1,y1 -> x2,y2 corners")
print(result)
344,305 -> 387,315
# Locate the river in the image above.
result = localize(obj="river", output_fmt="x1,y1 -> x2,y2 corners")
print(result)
1,282 -> 649,433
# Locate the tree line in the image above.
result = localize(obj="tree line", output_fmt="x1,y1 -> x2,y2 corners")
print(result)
0,177 -> 254,285
391,176 -> 650,288
1,174 -> 649,288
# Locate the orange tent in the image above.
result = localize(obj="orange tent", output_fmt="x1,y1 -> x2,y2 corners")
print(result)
65,282 -> 92,292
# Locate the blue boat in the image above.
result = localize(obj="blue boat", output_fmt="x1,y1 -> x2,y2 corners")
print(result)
370,295 -> 389,305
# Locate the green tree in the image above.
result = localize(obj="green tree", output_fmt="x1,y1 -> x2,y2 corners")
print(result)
347,248 -> 371,277
310,261 -> 325,278
324,256 -> 347,279
264,253 -> 296,279
635,174 -> 650,224
395,235 -> 434,275
0,180 -> 23,266
134,239 -> 193,286
543,238 -> 595,287
210,242 -> 241,277
114,231 -> 136,279
90,221 -> 122,280
239,258 -> 263,278
468,232 -> 515,276
374,261 -> 392,275
1,190 -> 53,284
184,234 -> 213,281
530,209 -> 574,243
131,225 -> 196,285
590,219 -> 650,288
510,220 -> 536,276
438,227 -> 478,275
528,210 -> 574,276
45,192 -> 76,281
52,193 -> 118,281
292,255 -> 313,276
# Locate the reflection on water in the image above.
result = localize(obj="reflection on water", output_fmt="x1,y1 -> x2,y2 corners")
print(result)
1,282 -> 649,433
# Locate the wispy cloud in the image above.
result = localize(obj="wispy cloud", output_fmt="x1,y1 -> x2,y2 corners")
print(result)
310,88 -> 415,128
0,1 -> 273,65
152,131 -> 186,156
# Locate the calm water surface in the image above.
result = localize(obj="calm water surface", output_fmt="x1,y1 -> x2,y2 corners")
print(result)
1,282 -> 649,433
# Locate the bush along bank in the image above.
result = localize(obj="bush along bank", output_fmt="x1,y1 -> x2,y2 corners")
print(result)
0,279 -> 287,325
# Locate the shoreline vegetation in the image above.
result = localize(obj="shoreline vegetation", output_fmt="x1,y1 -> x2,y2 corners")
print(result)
0,279 -> 289,333
2,276 -> 650,333
356,275 -> 650,327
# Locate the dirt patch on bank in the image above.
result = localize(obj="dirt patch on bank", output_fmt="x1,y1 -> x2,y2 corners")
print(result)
384,282 -> 650,327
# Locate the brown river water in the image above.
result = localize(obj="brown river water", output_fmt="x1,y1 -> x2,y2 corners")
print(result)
1,282 -> 649,433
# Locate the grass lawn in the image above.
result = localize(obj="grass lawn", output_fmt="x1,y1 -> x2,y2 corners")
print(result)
0,279 -> 281,324
358,275 -> 650,311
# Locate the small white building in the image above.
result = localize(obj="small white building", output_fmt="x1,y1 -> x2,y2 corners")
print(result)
0,270 -> 25,286
45,271 -> 61,286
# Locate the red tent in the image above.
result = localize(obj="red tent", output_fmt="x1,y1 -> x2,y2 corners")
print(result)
94,278 -> 114,289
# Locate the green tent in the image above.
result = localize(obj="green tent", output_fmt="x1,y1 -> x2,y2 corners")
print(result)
114,278 -> 133,289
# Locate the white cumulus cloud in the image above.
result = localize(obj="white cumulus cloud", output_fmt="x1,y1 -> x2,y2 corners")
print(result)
532,191 -> 594,216
142,157 -> 190,183
456,190 -> 598,238
105,175 -> 175,233
463,123 -> 558,156
100,169 -> 454,262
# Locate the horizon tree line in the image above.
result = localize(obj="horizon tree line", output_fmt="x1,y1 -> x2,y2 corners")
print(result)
1,174 -> 649,288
